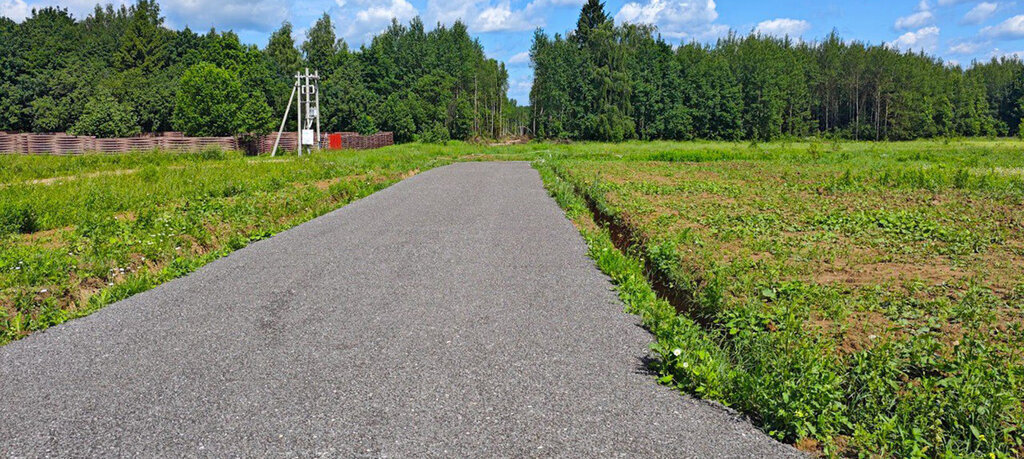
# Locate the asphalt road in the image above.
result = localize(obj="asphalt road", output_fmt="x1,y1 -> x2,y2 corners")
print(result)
0,162 -> 798,457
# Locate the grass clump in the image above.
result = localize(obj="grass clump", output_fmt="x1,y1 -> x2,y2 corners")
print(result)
0,203 -> 37,235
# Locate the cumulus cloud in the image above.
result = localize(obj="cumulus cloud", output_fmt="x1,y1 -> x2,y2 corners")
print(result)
948,40 -> 988,54
0,0 -> 29,22
755,18 -> 810,38
524,0 -> 585,13
2,0 -> 285,34
474,1 -> 533,32
962,2 -> 998,25
424,0 -> 549,33
335,0 -> 417,43
888,26 -> 940,52
507,76 -> 533,101
161,0 -> 289,33
895,11 -> 934,30
507,51 -> 530,64
2,0 -> 131,22
990,48 -> 1024,59
981,14 -> 1024,38
614,0 -> 724,39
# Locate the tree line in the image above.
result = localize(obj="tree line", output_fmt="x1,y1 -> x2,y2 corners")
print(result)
530,0 -> 1024,141
0,1 -> 518,141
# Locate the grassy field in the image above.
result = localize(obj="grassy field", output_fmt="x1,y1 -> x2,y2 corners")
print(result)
535,139 -> 1024,456
0,146 -> 487,344
3,139 -> 1023,456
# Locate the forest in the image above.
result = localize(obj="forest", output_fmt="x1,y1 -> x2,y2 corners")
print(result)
0,1 -> 520,142
530,0 -> 1024,141
3,0 -> 1024,143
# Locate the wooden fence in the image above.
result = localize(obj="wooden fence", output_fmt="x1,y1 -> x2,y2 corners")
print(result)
337,132 -> 394,150
0,131 -> 394,155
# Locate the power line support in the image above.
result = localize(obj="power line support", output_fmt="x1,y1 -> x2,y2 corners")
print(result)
271,68 -> 321,157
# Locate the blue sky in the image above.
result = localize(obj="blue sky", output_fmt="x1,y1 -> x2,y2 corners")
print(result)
3,0 -> 1024,102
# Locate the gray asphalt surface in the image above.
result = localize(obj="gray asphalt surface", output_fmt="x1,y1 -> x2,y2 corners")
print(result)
0,162 -> 798,457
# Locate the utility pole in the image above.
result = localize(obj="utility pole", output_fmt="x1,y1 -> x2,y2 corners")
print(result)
271,68 -> 321,157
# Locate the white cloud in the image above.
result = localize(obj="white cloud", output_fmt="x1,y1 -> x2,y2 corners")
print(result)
888,26 -> 940,53
424,0 -> 542,33
507,51 -> 530,64
614,0 -> 723,39
3,0 -> 131,22
895,11 -> 934,30
524,0 -> 585,13
0,0 -> 29,22
981,14 -> 1024,38
475,2 -> 533,32
335,0 -> 417,43
754,18 -> 810,38
507,76 -> 533,101
948,40 -> 988,54
991,48 -> 1024,59
161,0 -> 288,33
4,0 -> 285,33
962,2 -> 998,24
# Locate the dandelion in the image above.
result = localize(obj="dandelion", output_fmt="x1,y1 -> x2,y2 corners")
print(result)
672,348 -> 682,357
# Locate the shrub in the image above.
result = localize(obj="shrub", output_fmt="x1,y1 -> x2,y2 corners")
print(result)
418,121 -> 450,144
353,114 -> 377,136
68,91 -> 141,138
173,62 -> 271,137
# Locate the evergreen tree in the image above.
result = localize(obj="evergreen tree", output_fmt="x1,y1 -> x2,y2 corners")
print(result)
265,22 -> 303,78
573,0 -> 609,45
115,0 -> 170,73
302,14 -> 337,74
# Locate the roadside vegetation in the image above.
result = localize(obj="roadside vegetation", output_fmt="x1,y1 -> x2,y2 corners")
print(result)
535,139 -> 1024,456
0,146 -> 475,345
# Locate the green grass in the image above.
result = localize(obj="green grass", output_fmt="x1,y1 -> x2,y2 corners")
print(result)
3,138 -> 1023,457
534,139 -> 1024,457
0,145 -> 472,344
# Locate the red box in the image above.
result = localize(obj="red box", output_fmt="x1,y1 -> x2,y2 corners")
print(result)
328,133 -> 342,150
